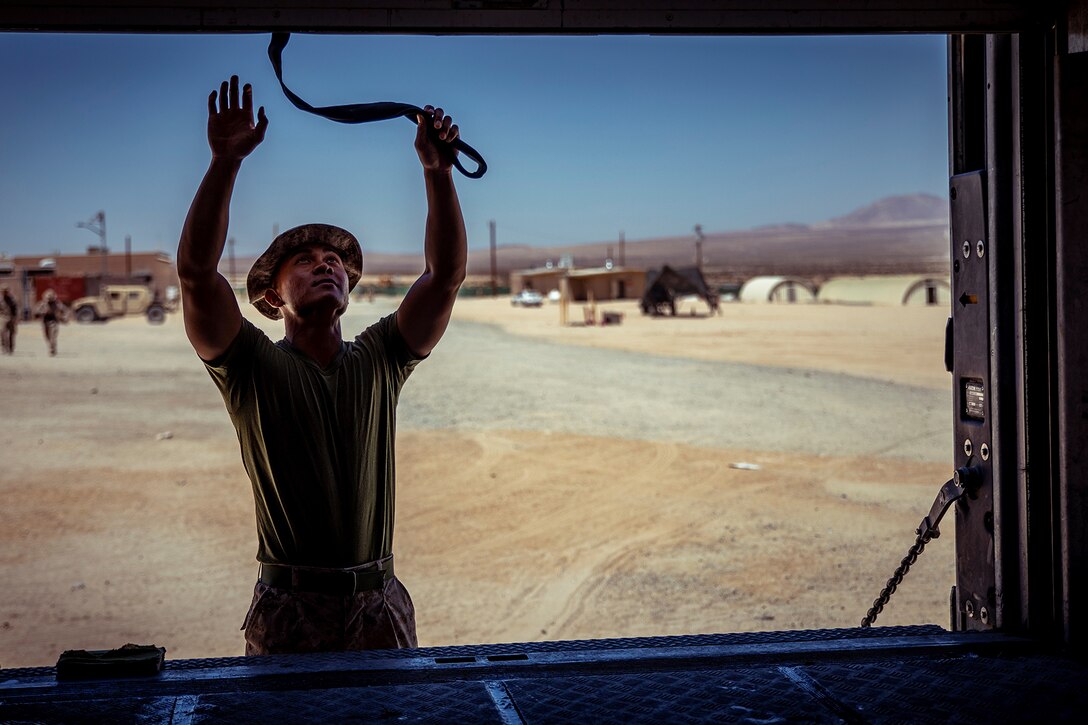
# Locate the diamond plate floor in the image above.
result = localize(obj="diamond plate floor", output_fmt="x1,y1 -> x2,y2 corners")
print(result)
2,626 -> 1086,723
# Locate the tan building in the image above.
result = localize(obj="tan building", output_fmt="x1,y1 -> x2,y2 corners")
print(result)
509,268 -> 567,296
561,267 -> 646,302
8,250 -> 179,300
511,266 -> 646,302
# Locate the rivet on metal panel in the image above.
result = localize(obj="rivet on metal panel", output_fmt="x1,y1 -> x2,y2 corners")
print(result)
980,442 -> 990,460
965,600 -> 976,618
964,438 -> 973,456
976,240 -> 986,258
962,240 -> 972,258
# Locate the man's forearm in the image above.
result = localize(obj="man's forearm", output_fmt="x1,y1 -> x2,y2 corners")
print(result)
394,167 -> 467,357
422,169 -> 467,288
178,157 -> 242,282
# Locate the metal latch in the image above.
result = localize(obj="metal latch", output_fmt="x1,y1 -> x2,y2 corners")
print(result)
918,466 -> 982,541
861,466 -> 983,627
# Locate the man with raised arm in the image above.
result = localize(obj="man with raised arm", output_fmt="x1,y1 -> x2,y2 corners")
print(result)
177,75 -> 466,655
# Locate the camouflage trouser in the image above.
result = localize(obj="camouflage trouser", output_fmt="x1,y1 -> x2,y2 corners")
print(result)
1,320 -> 15,354
43,320 -> 59,356
242,573 -> 418,655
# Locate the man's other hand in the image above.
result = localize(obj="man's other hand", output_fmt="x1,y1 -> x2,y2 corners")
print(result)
414,105 -> 459,173
208,75 -> 269,161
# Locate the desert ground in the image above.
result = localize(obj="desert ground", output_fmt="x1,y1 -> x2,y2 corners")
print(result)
0,295 -> 953,668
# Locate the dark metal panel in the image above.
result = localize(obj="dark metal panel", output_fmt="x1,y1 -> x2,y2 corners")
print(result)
0,628 -> 1020,705
949,35 -> 987,177
1010,28 -> 1061,642
196,6 -> 564,34
160,624 -> 949,666
983,33 -> 1019,634
1055,50 -> 1088,652
948,31 -> 1024,635
0,1 -> 1049,34
805,653 -> 1088,722
503,668 -> 837,724
950,169 -> 997,632
0,696 -> 175,725
0,689 -> 503,724
4,630 -> 1077,724
949,12 -> 1074,648
190,683 -> 504,723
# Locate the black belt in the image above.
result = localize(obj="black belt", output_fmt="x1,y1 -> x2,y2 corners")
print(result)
267,32 -> 487,180
259,560 -> 393,596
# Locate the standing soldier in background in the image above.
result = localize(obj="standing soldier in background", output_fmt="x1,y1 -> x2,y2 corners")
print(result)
177,76 -> 467,655
34,289 -> 69,357
1,286 -> 18,355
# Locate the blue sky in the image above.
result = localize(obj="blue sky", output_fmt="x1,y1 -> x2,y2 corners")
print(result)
0,33 -> 948,258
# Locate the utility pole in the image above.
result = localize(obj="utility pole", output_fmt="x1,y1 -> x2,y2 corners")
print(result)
489,219 -> 497,296
124,235 -> 132,279
228,237 -> 236,286
619,230 -> 626,267
76,210 -> 107,280
694,224 -> 705,271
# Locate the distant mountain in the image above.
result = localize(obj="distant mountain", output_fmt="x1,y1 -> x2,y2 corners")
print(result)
451,193 -> 951,278
828,193 -> 947,226
226,193 -> 952,280
750,222 -> 812,233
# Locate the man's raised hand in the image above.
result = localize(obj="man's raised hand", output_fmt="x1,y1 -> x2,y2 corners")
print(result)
415,105 -> 459,173
208,75 -> 269,161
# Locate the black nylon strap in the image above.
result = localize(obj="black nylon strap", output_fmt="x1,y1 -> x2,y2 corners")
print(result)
267,32 -> 487,179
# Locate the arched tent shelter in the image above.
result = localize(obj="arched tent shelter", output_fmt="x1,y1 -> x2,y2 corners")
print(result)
903,277 -> 952,306
738,276 -> 816,303
640,266 -> 719,316
818,274 -> 951,306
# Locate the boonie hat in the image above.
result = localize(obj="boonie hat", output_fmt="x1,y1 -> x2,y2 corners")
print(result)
246,223 -> 362,320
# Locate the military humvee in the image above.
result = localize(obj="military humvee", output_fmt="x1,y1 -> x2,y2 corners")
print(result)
70,284 -> 171,324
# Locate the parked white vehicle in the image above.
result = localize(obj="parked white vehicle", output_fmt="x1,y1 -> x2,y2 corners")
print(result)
510,289 -> 545,307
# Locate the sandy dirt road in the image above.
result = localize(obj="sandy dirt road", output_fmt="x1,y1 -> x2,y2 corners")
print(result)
451,297 -> 951,391
0,298 -> 954,667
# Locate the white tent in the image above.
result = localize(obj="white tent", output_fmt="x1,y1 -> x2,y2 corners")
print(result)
818,275 -> 951,306
738,276 -> 816,303
903,278 -> 952,306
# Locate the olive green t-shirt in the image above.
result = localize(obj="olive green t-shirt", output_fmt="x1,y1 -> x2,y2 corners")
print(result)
204,313 -> 422,567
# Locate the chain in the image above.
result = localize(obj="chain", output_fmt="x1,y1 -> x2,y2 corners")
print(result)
859,471 -> 978,628
860,531 -> 932,628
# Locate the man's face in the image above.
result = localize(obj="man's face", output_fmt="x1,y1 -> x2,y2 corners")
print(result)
270,243 -> 350,318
